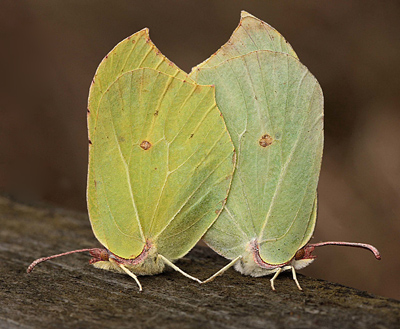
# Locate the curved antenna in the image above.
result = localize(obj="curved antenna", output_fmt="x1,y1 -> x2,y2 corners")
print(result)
27,248 -> 99,273
306,241 -> 381,260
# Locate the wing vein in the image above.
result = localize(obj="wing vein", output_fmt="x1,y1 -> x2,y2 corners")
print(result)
154,148 -> 233,239
258,73 -> 315,240
109,80 -> 146,242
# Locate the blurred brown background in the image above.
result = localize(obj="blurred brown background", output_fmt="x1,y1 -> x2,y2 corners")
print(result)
1,1 -> 399,299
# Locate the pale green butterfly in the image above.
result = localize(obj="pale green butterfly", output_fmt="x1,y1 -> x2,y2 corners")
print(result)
190,11 -> 381,290
27,30 -> 235,291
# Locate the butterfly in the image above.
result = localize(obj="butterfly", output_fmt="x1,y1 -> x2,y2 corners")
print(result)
189,11 -> 380,290
27,30 -> 235,291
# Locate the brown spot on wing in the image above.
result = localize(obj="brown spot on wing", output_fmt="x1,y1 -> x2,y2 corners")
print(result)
259,134 -> 274,147
140,140 -> 152,150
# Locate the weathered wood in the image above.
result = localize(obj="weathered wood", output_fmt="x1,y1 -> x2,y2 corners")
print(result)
0,196 -> 399,329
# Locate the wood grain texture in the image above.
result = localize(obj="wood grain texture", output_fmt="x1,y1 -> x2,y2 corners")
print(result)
0,196 -> 399,329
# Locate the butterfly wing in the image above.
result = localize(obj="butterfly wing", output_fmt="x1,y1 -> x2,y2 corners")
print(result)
191,11 -> 298,72
88,28 -> 190,140
88,68 -> 235,260
192,50 -> 323,265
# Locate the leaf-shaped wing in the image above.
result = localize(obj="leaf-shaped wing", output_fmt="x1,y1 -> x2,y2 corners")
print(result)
88,28 -> 190,140
87,68 -> 235,260
190,11 -> 297,72
192,51 -> 323,264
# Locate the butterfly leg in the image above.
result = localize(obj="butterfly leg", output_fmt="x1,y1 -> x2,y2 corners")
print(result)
291,265 -> 303,291
270,267 -> 283,291
202,255 -> 242,284
158,254 -> 202,284
110,258 -> 143,291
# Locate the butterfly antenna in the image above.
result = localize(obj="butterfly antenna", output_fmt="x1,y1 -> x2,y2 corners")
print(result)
27,248 -> 98,273
307,241 -> 381,260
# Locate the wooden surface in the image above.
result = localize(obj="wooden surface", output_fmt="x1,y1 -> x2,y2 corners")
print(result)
0,196 -> 399,329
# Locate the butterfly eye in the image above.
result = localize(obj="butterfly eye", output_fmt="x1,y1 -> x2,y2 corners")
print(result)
294,248 -> 306,261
